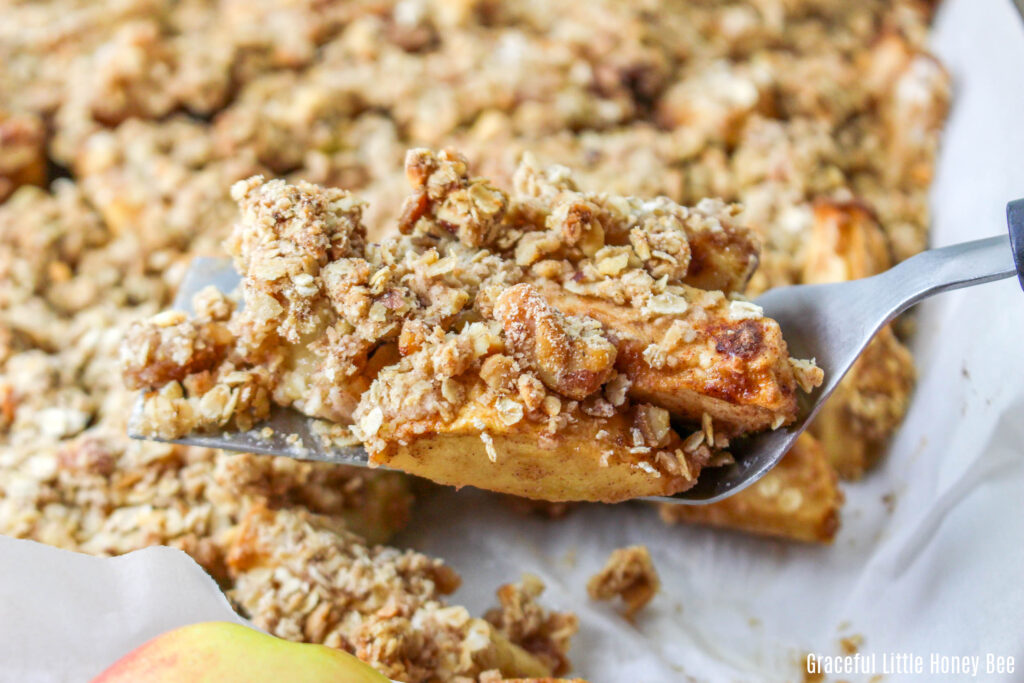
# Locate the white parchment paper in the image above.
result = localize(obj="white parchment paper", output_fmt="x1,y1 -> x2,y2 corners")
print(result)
1,0 -> 1022,681
0,538 -> 246,682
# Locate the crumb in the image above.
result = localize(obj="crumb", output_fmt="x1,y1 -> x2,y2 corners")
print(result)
586,546 -> 660,620
484,574 -> 580,676
803,668 -> 826,683
839,634 -> 864,655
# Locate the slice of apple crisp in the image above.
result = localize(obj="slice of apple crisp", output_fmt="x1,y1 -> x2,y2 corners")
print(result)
123,149 -> 822,503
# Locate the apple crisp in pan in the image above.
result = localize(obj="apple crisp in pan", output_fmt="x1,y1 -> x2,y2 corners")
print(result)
0,1 -> 948,680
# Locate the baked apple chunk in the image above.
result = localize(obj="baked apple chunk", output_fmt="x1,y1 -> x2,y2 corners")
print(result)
122,149 -> 822,503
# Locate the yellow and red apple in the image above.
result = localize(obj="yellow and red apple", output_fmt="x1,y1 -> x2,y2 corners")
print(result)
92,621 -> 390,683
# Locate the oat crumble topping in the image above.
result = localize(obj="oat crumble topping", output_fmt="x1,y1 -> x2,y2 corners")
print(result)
228,506 -> 575,680
0,0 -> 947,678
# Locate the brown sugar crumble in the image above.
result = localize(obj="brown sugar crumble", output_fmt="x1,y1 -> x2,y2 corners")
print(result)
587,545 -> 661,621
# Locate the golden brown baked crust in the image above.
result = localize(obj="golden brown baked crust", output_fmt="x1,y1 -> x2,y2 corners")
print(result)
802,200 -> 891,286
123,150 -> 821,503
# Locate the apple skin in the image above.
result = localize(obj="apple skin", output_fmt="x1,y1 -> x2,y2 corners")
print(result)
92,621 -> 391,683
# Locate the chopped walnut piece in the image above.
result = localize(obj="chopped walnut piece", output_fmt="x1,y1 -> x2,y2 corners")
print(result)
587,546 -> 661,621
121,317 -> 233,390
495,283 -> 617,401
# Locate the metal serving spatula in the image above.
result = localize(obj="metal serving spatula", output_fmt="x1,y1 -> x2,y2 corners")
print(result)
129,201 -> 1024,505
